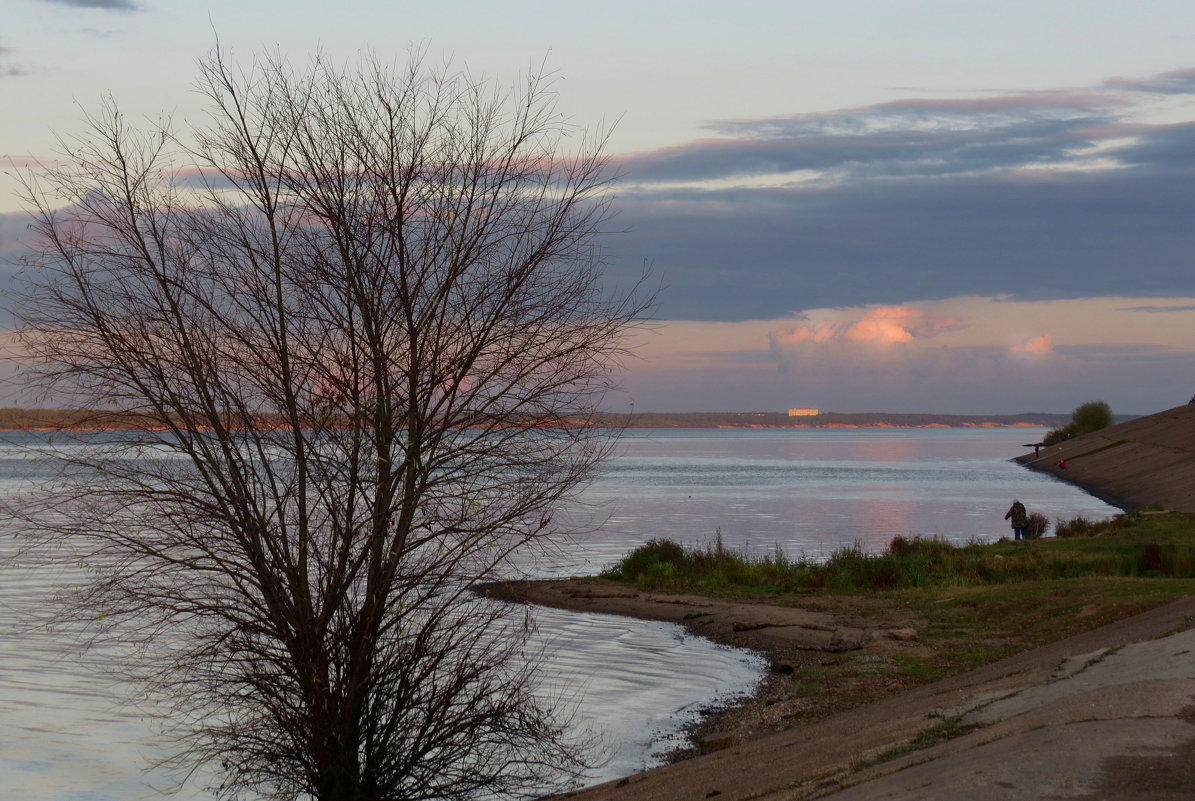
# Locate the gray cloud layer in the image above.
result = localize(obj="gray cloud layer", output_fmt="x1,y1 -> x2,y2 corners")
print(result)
41,0 -> 139,9
9,68 -> 1193,328
607,73 -> 1195,321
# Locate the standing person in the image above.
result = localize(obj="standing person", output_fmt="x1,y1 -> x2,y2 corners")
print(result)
1005,499 -> 1029,540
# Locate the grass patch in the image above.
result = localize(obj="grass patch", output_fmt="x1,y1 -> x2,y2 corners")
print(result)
601,512 -> 1195,594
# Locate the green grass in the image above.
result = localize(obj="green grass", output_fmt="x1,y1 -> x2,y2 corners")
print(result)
601,513 -> 1195,595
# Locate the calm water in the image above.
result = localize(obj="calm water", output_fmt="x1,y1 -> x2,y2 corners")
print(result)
545,427 -> 1119,576
0,427 -> 1118,798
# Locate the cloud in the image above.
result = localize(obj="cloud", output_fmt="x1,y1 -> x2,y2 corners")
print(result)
617,92 -> 1120,186
767,304 -> 1001,396
1011,335 -> 1054,357
1106,121 -> 1195,168
772,306 -> 960,348
609,160 -> 1195,320
618,295 -> 1195,414
40,0 -> 139,9
170,166 -> 243,192
619,110 -> 1104,186
1104,68 -> 1195,95
1117,304 -> 1195,313
0,212 -> 34,257
602,66 -> 1195,322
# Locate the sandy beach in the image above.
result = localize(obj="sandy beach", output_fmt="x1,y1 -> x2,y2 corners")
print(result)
511,404 -> 1195,800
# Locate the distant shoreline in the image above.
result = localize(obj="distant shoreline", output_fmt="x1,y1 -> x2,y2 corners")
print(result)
0,408 -> 1130,432
611,411 -> 1087,429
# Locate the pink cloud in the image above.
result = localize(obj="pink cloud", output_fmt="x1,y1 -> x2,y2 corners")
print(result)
1011,334 -> 1054,356
846,305 -> 959,344
765,305 -> 1060,401
771,322 -> 837,346
845,316 -> 913,344
771,306 -> 960,349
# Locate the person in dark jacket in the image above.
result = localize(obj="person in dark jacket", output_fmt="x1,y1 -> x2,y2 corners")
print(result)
1005,499 -> 1029,540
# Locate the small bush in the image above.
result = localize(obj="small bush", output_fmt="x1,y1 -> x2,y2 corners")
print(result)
1072,400 -> 1113,433
1053,513 -> 1134,539
1054,515 -> 1095,538
888,535 -> 916,558
1026,512 -> 1049,540
610,538 -> 688,584
1042,424 -> 1075,446
1043,400 -> 1113,445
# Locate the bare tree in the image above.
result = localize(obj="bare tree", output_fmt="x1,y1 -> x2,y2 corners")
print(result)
9,46 -> 648,801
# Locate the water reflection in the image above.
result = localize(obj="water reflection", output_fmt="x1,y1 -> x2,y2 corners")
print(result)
555,427 -> 1119,572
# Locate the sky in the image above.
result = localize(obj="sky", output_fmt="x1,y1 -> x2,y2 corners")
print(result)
3,0 -> 1195,416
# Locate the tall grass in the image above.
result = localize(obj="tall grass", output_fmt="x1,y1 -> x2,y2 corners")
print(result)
601,513 -> 1195,593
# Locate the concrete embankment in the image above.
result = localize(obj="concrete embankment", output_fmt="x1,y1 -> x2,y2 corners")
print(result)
1018,402 -> 1195,513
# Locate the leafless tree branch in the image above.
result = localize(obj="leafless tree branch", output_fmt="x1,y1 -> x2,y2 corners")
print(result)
8,44 -> 651,801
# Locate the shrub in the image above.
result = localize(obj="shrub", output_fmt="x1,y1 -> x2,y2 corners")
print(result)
1072,400 -> 1113,433
823,545 -> 902,590
1026,512 -> 1049,539
1053,513 -> 1135,539
1042,424 -> 1075,446
1054,515 -> 1095,538
611,539 -> 688,583
1043,400 -> 1113,445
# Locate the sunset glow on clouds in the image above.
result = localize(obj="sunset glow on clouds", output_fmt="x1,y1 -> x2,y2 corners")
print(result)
621,297 -> 1195,414
1011,335 -> 1055,357
771,306 -> 962,347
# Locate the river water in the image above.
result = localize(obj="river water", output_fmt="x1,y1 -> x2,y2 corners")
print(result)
0,427 -> 1119,798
